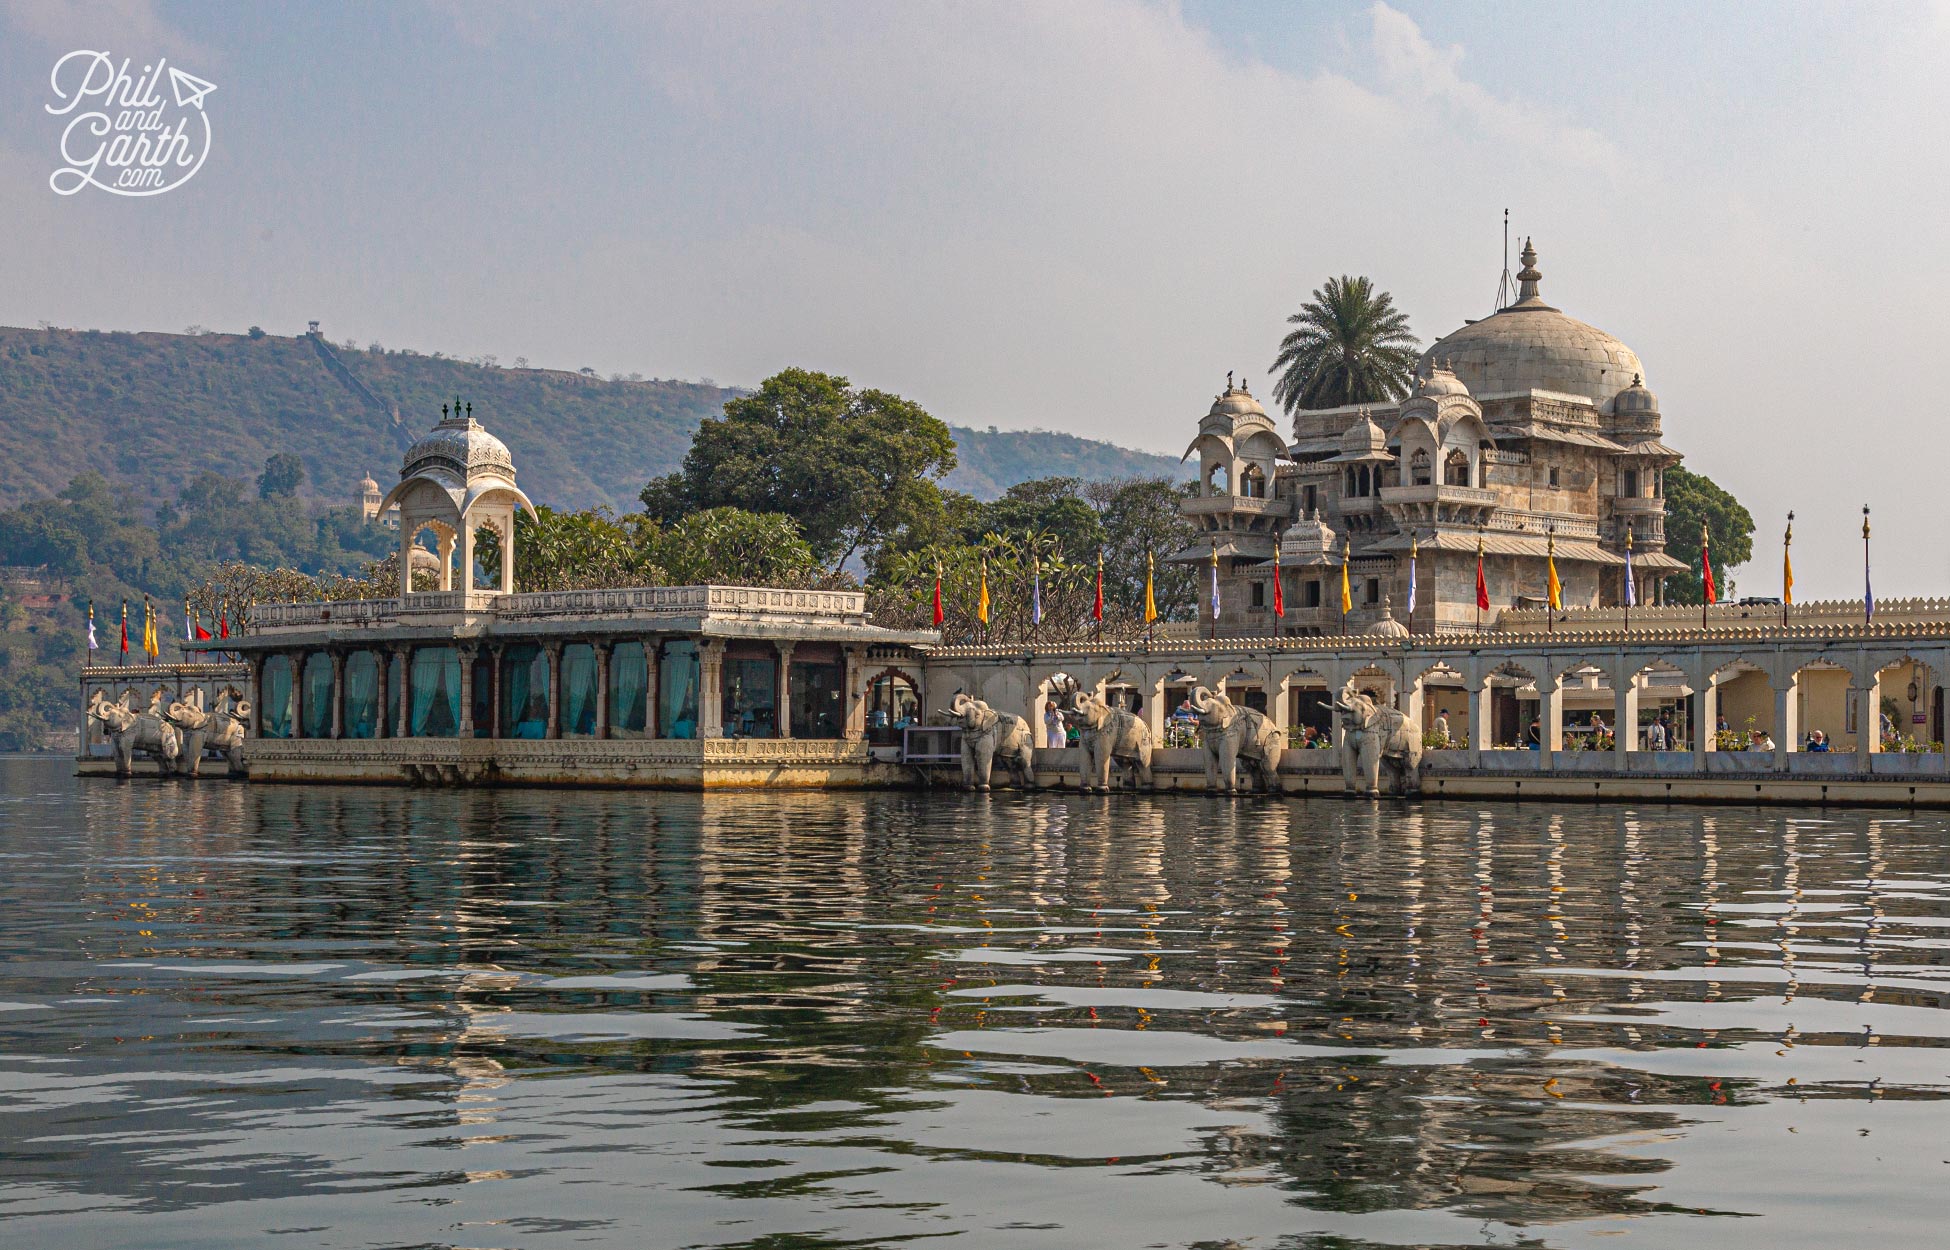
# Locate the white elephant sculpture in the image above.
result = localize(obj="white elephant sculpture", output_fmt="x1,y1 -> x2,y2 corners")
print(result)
88,690 -> 183,777
941,692 -> 1035,791
1188,685 -> 1283,793
165,690 -> 251,778
1071,692 -> 1153,792
1331,685 -> 1421,796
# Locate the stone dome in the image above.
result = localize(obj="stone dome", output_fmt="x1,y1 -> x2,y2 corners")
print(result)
1418,240 -> 1644,406
358,474 -> 380,493
1207,378 -> 1268,421
1612,374 -> 1659,415
1339,411 -> 1391,458
1364,599 -> 1410,638
401,403 -> 516,482
1413,363 -> 1471,399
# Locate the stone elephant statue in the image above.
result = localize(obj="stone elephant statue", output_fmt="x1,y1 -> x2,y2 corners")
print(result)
165,690 -> 251,778
1071,692 -> 1153,792
1332,685 -> 1421,796
88,690 -> 183,777
1188,686 -> 1283,793
940,692 -> 1035,790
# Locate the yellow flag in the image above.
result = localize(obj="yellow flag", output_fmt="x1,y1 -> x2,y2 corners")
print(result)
1339,540 -> 1353,614
1143,550 -> 1158,624
1546,536 -> 1562,612
1783,514 -> 1794,605
977,556 -> 990,625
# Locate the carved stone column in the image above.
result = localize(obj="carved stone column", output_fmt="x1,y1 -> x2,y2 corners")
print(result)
697,639 -> 725,738
545,642 -> 563,739
330,651 -> 345,739
774,641 -> 797,739
249,654 -> 266,738
396,646 -> 413,738
458,644 -> 476,738
488,645 -> 503,738
842,645 -> 867,742
437,530 -> 457,592
595,640 -> 612,740
374,649 -> 389,739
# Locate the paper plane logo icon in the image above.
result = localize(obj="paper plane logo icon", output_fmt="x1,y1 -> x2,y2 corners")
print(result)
168,67 -> 216,110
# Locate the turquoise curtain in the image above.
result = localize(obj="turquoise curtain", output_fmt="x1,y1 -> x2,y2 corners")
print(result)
261,655 -> 292,738
501,643 -> 548,738
343,651 -> 380,738
562,644 -> 598,737
301,652 -> 334,738
610,641 -> 648,736
409,646 -> 460,737
659,641 -> 698,739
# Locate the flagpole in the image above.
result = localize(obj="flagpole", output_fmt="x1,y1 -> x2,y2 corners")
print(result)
1623,522 -> 1634,633
1863,505 -> 1873,624
1546,524 -> 1556,634
1474,527 -> 1484,633
1700,521 -> 1710,632
1782,511 -> 1794,628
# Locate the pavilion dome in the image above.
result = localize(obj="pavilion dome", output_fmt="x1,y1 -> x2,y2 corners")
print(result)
1412,363 -> 1471,399
1207,377 -> 1268,421
1364,599 -> 1410,638
1612,374 -> 1659,415
358,474 -> 380,494
1339,411 -> 1390,458
1418,239 -> 1644,407
400,403 -> 517,483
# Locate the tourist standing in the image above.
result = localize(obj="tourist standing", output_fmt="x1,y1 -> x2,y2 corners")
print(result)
1044,704 -> 1065,749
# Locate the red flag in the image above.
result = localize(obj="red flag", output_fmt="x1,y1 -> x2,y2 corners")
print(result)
194,614 -> 213,642
931,567 -> 944,626
1093,551 -> 1104,622
120,601 -> 129,654
1475,553 -> 1489,611
1701,544 -> 1717,605
218,607 -> 229,640
1272,568 -> 1284,618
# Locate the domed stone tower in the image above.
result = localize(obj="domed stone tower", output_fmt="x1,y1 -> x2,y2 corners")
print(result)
1175,375 -> 1296,631
379,400 -> 537,597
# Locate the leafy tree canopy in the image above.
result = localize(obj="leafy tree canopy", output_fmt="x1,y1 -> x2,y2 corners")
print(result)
1662,465 -> 1756,604
1269,275 -> 1421,413
640,368 -> 957,569
256,452 -> 306,499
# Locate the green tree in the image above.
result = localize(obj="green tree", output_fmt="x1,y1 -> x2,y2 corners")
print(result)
256,452 -> 306,499
1269,275 -> 1421,413
640,368 -> 956,569
652,508 -> 826,588
1663,466 -> 1755,604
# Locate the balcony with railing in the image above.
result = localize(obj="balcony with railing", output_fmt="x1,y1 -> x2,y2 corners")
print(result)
246,585 -> 872,634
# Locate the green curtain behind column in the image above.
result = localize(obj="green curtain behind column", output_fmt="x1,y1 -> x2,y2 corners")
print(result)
301,653 -> 334,739
500,643 -> 548,739
260,655 -> 292,739
409,647 -> 460,738
343,651 -> 380,738
659,642 -> 698,739
610,641 -> 648,736
562,644 -> 598,737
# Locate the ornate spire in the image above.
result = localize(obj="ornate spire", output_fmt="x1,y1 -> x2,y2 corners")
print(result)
1516,237 -> 1541,301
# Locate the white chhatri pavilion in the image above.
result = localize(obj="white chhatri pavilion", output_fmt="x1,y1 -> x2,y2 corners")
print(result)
379,400 -> 537,597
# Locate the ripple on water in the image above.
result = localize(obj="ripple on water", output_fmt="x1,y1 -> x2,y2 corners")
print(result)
1,756 -> 1949,1248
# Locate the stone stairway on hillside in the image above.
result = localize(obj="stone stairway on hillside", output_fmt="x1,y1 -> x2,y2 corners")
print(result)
305,327 -> 412,452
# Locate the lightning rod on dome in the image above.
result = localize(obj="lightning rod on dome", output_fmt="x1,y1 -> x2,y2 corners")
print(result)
1493,208 -> 1513,313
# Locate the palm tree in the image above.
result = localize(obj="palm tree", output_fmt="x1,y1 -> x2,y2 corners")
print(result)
1268,275 -> 1421,413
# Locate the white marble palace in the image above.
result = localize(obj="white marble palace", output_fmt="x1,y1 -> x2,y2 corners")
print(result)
1178,240 -> 1687,637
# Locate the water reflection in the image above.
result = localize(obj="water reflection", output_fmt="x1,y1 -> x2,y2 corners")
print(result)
1,757 -> 1947,1248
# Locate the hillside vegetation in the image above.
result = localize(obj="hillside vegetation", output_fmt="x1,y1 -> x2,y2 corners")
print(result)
0,325 -> 1180,511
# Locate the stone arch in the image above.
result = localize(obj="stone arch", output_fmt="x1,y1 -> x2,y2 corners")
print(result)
1443,447 -> 1471,487
404,518 -> 457,592
1238,462 -> 1267,499
469,515 -> 509,591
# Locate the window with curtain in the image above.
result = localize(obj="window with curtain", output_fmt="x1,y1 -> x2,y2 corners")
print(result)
659,641 -> 699,739
561,643 -> 598,737
792,661 -> 847,739
409,646 -> 461,738
260,655 -> 292,738
500,643 -> 549,739
610,640 -> 649,736
471,654 -> 494,738
301,652 -> 334,738
343,651 -> 380,738
723,656 -> 777,738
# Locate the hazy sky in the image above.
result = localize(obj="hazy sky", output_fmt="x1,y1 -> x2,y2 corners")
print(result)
3,1 -> 1946,597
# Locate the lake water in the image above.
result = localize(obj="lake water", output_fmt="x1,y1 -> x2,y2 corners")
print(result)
1,756 -> 1946,1249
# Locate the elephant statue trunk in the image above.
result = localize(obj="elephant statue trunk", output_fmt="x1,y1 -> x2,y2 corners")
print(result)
941,692 -> 1035,791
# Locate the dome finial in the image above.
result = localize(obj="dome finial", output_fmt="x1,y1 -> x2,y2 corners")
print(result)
1227,369 -> 1234,391
1516,237 -> 1541,302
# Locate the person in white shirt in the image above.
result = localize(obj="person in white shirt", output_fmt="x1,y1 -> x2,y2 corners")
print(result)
1044,705 -> 1065,749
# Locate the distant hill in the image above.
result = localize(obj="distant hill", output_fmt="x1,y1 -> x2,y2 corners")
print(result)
0,325 -> 1182,511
